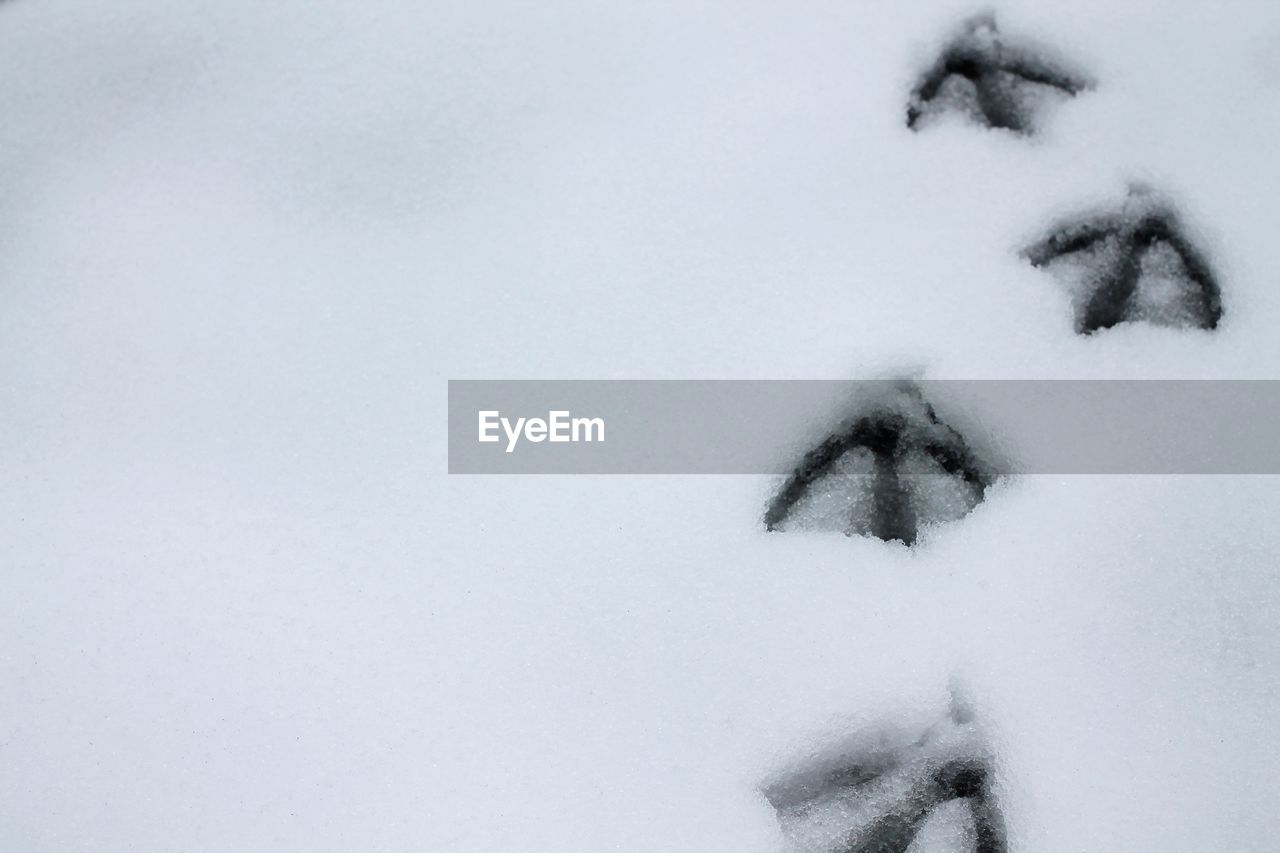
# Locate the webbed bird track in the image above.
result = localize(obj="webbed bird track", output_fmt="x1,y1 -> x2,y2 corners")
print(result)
763,698 -> 1006,853
764,383 -> 993,546
907,13 -> 1093,134
1023,186 -> 1223,334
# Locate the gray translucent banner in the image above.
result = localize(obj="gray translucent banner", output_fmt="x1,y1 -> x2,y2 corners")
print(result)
447,380 -> 1280,474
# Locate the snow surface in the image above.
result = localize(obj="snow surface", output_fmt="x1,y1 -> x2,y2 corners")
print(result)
2,0 -> 1280,850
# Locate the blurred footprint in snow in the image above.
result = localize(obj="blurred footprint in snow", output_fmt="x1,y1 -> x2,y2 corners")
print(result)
763,696 -> 1005,853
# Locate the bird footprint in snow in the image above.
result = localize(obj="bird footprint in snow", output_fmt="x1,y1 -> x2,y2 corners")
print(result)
763,698 -> 1006,853
907,13 -> 1093,134
764,382 -> 993,546
1023,185 -> 1223,334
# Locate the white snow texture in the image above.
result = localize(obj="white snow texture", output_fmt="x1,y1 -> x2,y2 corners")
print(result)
2,0 -> 1280,850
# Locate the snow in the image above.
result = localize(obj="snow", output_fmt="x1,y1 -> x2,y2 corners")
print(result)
2,0 -> 1280,850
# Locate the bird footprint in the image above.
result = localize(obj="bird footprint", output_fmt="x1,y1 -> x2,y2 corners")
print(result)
1023,185 -> 1223,334
907,13 -> 1093,134
762,700 -> 1006,853
764,383 -> 993,546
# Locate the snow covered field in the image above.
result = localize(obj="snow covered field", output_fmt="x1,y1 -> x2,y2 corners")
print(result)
2,0 -> 1280,849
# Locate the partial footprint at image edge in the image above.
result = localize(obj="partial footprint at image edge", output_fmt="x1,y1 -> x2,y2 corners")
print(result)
763,696 -> 1007,853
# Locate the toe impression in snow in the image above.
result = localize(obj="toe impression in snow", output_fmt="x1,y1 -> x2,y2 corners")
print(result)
763,697 -> 1007,853
1023,186 -> 1223,334
907,13 -> 1093,134
764,382 -> 993,546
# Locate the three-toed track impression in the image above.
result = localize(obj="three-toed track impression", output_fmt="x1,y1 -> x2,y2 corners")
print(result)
764,383 -> 993,546
763,699 -> 1006,853
1023,186 -> 1223,334
907,13 -> 1093,135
